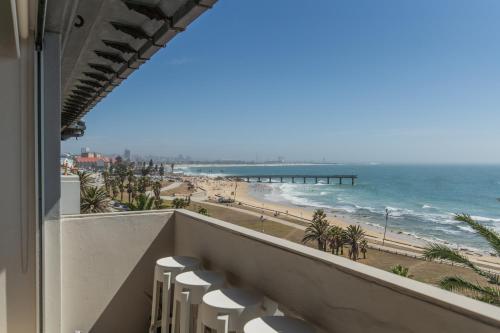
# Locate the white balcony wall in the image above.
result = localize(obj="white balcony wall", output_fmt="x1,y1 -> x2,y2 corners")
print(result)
56,210 -> 500,333
175,210 -> 500,333
59,211 -> 175,333
60,175 -> 80,215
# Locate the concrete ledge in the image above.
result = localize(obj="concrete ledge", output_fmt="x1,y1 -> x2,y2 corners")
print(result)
62,208 -> 176,219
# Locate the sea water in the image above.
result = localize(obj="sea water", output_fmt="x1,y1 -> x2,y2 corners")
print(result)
182,164 -> 500,253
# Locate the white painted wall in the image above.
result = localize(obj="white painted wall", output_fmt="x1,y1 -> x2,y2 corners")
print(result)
59,211 -> 175,333
54,211 -> 500,333
0,9 -> 64,333
0,33 -> 37,333
61,175 -> 80,215
174,210 -> 500,333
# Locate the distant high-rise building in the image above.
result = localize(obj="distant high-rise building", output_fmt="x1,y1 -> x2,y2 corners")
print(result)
124,149 -> 131,161
81,147 -> 94,158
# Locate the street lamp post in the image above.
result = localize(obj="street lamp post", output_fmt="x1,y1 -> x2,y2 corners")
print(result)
383,208 -> 390,246
233,182 -> 238,201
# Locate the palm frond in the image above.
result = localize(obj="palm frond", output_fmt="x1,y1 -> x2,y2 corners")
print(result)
440,276 -> 500,305
455,213 -> 500,255
128,193 -> 155,211
80,186 -> 110,213
423,244 -> 474,268
301,233 -> 320,243
424,243 -> 499,284
78,171 -> 94,192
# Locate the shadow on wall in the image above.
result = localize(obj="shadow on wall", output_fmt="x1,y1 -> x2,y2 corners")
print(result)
0,42 -> 37,333
89,219 -> 175,333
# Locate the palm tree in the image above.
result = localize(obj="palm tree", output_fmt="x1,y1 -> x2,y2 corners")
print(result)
423,213 -> 500,305
127,183 -> 133,203
78,170 -> 93,193
127,193 -> 155,211
131,182 -> 138,202
102,170 -> 110,194
80,186 -> 110,213
302,209 -> 329,251
137,175 -> 149,194
114,163 -> 127,201
328,226 -> 344,254
127,169 -> 135,185
118,182 -> 124,202
338,229 -> 348,255
111,178 -> 119,199
360,239 -> 368,259
152,180 -> 162,209
391,265 -> 409,277
159,164 -> 165,180
345,225 -> 366,261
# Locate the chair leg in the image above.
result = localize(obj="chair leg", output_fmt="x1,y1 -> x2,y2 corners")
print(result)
216,314 -> 229,333
179,291 -> 191,333
161,272 -> 172,333
150,267 -> 160,332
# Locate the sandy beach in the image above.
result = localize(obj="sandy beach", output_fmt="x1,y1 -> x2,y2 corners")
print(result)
183,176 -> 500,271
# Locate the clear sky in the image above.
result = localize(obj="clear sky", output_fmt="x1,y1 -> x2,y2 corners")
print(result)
62,0 -> 500,163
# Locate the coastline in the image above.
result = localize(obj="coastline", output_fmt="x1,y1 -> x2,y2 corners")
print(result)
188,176 -> 500,270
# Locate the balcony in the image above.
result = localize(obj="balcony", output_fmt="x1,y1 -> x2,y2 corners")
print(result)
44,209 -> 500,333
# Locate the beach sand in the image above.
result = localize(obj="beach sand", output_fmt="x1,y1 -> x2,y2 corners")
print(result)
186,176 -> 500,271
185,199 -> 493,287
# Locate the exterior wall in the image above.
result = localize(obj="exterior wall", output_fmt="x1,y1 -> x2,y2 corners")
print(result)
59,211 -> 175,333
174,210 -> 500,333
0,9 -> 63,333
60,175 -> 80,215
42,32 -> 62,221
0,33 -> 37,333
42,32 -> 64,333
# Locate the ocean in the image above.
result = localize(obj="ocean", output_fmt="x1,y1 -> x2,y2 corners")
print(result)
181,164 -> 500,253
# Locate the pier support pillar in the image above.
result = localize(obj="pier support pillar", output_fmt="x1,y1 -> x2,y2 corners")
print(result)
339,178 -> 342,185
269,177 -> 272,183
280,177 -> 283,183
303,177 -> 306,184
258,177 -> 261,182
352,178 -> 355,186
315,177 -> 318,184
292,177 -> 295,183
327,177 -> 330,184
246,177 -> 250,182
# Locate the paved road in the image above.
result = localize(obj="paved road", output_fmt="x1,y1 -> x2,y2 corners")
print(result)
195,199 -> 308,230
147,181 -> 182,198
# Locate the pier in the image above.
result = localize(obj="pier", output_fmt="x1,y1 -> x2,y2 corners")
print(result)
228,175 -> 358,185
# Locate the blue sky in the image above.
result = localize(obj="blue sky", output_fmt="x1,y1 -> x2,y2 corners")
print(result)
62,0 -> 500,163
